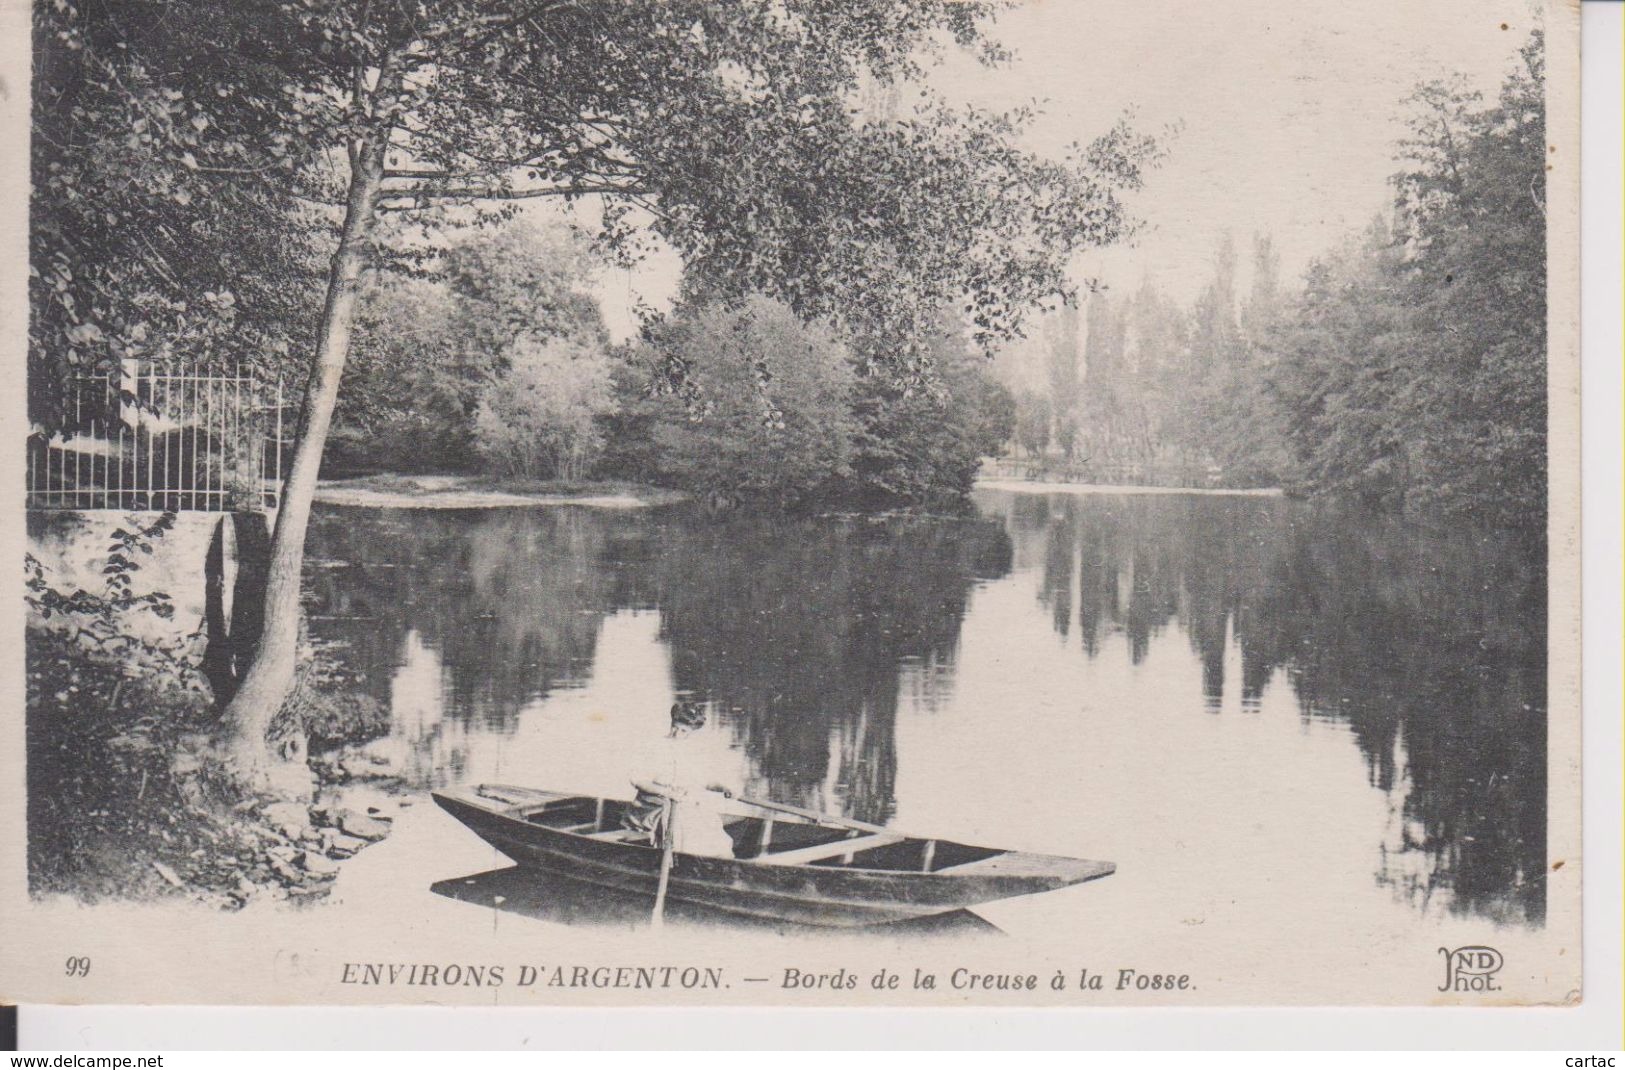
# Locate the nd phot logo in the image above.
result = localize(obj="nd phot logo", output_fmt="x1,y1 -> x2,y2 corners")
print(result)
1437,945 -> 1504,993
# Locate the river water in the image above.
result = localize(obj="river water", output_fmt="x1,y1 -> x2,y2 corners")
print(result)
305,488 -> 1546,944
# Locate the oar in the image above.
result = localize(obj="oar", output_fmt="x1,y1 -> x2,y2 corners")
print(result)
731,793 -> 889,835
650,794 -> 675,929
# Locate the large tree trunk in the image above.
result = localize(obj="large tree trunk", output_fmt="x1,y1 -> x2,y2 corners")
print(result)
215,133 -> 387,784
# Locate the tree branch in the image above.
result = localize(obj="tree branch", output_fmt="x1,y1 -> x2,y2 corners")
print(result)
382,167 -> 485,179
377,182 -> 650,203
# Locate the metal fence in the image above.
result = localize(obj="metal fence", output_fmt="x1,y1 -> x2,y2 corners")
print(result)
27,364 -> 291,512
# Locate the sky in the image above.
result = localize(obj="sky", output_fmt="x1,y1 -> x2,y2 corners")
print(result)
944,0 -> 1535,300
535,0 -> 1540,353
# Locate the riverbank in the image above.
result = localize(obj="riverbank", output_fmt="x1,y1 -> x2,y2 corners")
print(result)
314,474 -> 686,509
975,477 -> 1284,497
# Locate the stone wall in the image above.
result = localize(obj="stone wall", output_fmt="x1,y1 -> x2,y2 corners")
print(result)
26,510 -> 269,657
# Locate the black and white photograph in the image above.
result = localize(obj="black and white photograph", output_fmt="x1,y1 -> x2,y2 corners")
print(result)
2,0 -> 1583,1009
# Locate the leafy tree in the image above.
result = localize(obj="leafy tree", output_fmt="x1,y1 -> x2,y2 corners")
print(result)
846,319 -> 1016,508
335,220 -> 609,473
976,379 -> 1020,463
24,515 -> 185,676
1224,235 -> 1297,485
329,273 -> 470,473
1190,233 -> 1294,487
1168,234 -> 1241,475
1242,233 -> 1283,340
1268,222 -> 1413,506
1117,278 -> 1187,469
1043,300 -> 1084,460
1264,31 -> 1547,524
472,334 -> 615,481
615,297 -> 858,508
39,0 -> 1156,779
433,222 -> 608,389
1078,290 -> 1128,465
1012,390 -> 1051,458
1387,33 -> 1547,525
29,0 -> 323,425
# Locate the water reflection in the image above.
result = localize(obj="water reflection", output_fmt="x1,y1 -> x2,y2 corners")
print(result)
430,866 -> 1002,938
643,515 -> 1011,824
306,492 -> 1545,930
1004,493 -> 1546,926
306,506 -> 1013,824
306,509 -> 613,730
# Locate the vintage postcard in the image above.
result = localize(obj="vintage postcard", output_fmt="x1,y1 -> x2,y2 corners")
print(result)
0,0 -> 1582,1009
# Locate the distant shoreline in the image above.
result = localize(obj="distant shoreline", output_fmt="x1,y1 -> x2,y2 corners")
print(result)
974,477 -> 1284,498
314,474 -> 686,509
314,472 -> 1286,509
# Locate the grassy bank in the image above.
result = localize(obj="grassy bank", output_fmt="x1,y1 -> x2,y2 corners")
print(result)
26,630 -> 409,909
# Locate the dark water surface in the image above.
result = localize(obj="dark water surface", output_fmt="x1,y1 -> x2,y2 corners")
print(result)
306,489 -> 1547,932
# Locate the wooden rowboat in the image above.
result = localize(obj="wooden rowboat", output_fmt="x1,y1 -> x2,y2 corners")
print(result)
432,784 -> 1115,928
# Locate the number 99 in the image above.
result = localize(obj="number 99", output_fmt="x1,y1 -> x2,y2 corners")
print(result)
65,956 -> 91,977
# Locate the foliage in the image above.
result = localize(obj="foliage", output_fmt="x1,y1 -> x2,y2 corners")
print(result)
1114,279 -> 1187,469
24,513 -> 198,684
29,0 -> 323,426
329,273 -> 472,473
40,0 -> 1159,757
1267,224 -> 1412,506
1043,301 -> 1084,460
335,221 -> 612,474
27,629 -> 216,903
472,335 -> 615,481
846,322 -> 1016,508
1223,234 -> 1295,484
1267,33 -> 1547,525
610,298 -> 857,509
1388,34 -> 1548,524
1012,390 -> 1051,458
607,299 -> 1014,509
992,32 -> 1546,519
1179,234 -> 1293,486
48,0 -> 1155,386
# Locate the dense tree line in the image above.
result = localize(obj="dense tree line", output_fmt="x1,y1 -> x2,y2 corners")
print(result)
1012,235 -> 1288,488
28,0 -> 326,425
336,231 -> 1015,510
603,297 -> 1014,510
1271,33 -> 1547,527
1012,33 -> 1547,529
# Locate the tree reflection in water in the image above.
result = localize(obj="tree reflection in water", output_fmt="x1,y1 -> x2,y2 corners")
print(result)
305,508 -> 614,728
1008,492 -> 1546,926
631,513 -> 1013,825
305,505 -> 1012,826
306,492 -> 1545,929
